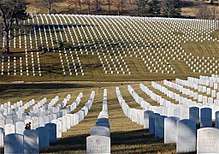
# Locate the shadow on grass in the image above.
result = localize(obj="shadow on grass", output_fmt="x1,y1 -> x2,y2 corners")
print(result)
42,129 -> 175,153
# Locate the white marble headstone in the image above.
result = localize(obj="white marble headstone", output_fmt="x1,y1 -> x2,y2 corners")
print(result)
15,121 -> 25,135
86,135 -> 110,154
164,117 -> 179,143
200,108 -> 212,127
5,124 -> 15,135
24,129 -> 39,154
36,127 -> 49,150
0,128 -> 4,147
176,119 -> 196,153
4,134 -> 24,154
197,128 -> 219,154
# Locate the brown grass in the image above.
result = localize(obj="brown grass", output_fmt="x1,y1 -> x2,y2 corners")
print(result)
0,82 -> 176,154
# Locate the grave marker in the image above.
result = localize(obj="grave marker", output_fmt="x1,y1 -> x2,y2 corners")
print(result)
86,135 -> 110,154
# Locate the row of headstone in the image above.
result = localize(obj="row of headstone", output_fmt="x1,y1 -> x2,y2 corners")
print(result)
116,87 -> 145,126
2,91 -> 95,154
87,89 -> 111,154
119,83 -> 219,153
9,13 -> 218,76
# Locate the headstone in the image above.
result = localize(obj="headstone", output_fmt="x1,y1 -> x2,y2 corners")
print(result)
24,129 -> 39,154
144,110 -> 153,129
215,111 -> 219,128
36,127 -> 49,150
45,123 -> 57,144
164,117 -> 179,143
96,118 -> 110,128
0,117 -> 5,128
176,119 -> 196,153
51,119 -> 62,138
0,128 -> 4,147
6,118 -> 13,124
5,124 -> 15,135
149,112 -> 156,135
86,135 -> 110,154
4,134 -> 24,154
154,115 -> 165,139
189,107 -> 199,125
60,116 -> 67,132
15,121 -> 25,135
200,108 -> 212,127
179,104 -> 189,119
65,115 -> 71,129
90,126 -> 110,137
31,116 -> 39,129
197,128 -> 219,154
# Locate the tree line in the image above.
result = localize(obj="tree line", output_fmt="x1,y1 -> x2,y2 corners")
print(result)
45,0 -> 181,17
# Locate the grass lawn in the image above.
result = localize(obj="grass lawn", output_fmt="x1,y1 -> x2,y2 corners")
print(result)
0,81 -> 176,154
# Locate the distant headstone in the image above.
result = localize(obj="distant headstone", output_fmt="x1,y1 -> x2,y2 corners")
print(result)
5,124 -> 15,135
38,116 -> 45,127
5,118 -> 13,124
24,129 -> 39,154
200,108 -> 212,127
65,115 -> 71,130
36,127 -> 49,150
4,134 -> 24,154
60,116 -> 67,132
31,116 -> 39,129
197,128 -> 219,154
86,135 -> 110,154
179,104 -> 189,119
189,107 -> 199,124
176,119 -> 196,153
90,126 -> 110,137
164,117 -> 179,143
0,118 -> 5,128
15,121 -> 25,135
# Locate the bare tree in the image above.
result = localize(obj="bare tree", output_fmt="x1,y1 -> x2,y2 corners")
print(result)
160,0 -> 180,17
41,0 -> 55,14
67,0 -> 83,13
47,0 -> 54,14
0,0 -> 29,54
197,4 -> 217,19
116,0 -> 126,15
87,0 -> 91,14
95,0 -> 101,14
108,0 -> 111,14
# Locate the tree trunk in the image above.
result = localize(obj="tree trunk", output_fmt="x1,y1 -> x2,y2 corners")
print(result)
4,30 -> 10,54
96,0 -> 100,14
48,1 -> 52,14
108,0 -> 111,14
79,0 -> 81,13
88,0 -> 91,14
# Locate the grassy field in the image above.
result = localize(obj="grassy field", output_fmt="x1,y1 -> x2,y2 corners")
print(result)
0,14 -> 217,82
0,82 -> 177,154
